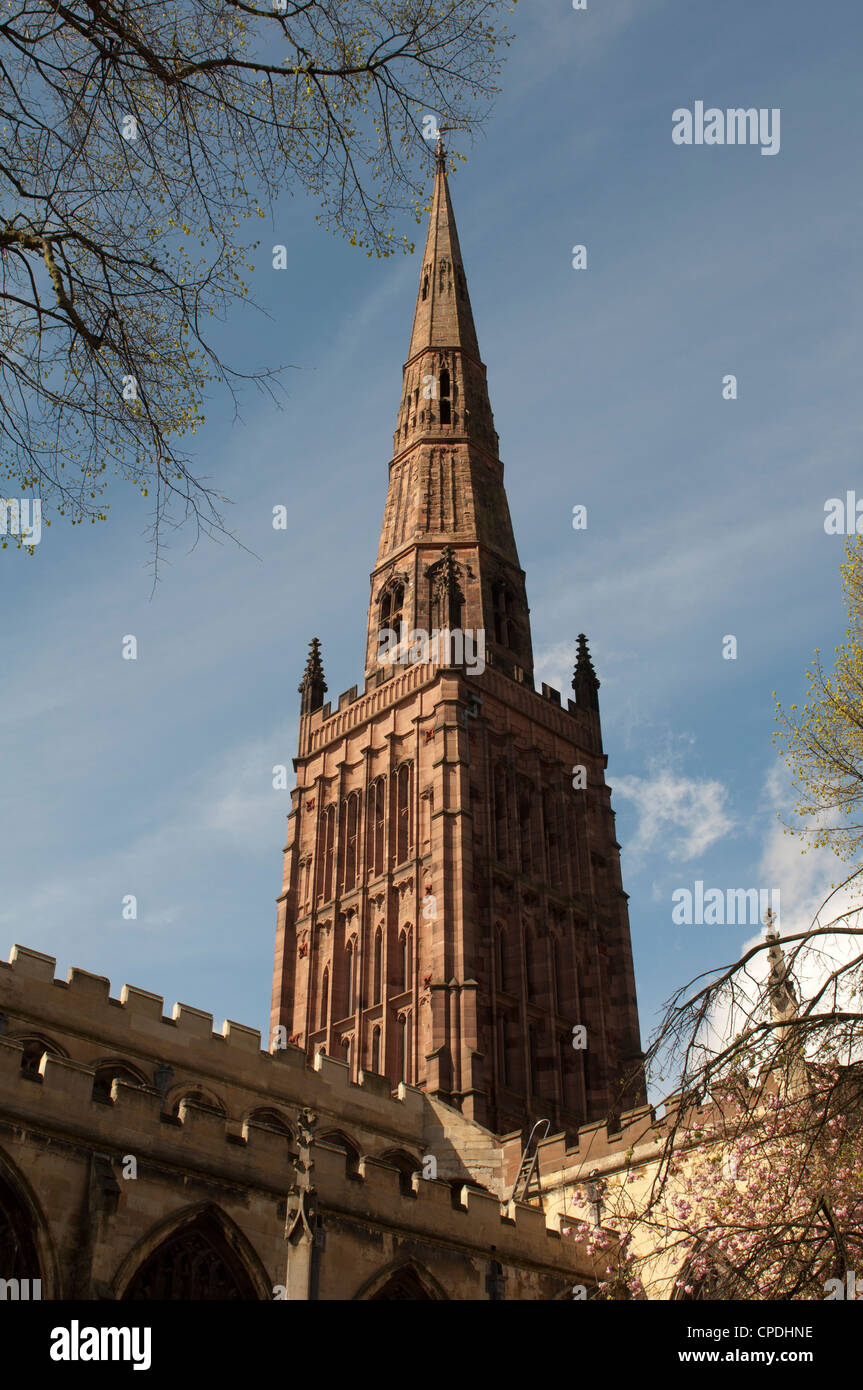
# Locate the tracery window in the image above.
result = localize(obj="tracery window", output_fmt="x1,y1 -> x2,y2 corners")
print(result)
0,1174 -> 41,1284
344,791 -> 360,891
122,1215 -> 259,1301
367,777 -> 386,877
318,804 -> 336,902
395,763 -> 412,863
373,928 -> 383,1004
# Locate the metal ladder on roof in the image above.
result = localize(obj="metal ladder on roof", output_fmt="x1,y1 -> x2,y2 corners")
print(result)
510,1118 -> 551,1205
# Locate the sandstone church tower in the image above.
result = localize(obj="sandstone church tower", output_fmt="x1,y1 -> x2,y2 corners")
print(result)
271,147 -> 644,1138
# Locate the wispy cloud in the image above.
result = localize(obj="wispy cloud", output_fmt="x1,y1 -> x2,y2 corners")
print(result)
613,765 -> 735,867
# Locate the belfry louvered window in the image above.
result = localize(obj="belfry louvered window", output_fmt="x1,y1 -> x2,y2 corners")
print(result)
439,368 -> 451,424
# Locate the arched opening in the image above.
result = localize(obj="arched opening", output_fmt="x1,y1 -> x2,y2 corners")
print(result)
172,1090 -> 226,1119
395,762 -> 412,863
518,785 -> 533,875
495,925 -> 507,991
558,1035 -> 569,1108
552,936 -> 564,1012
91,1061 -> 148,1104
344,792 -> 360,891
121,1210 -> 262,1301
399,931 -> 410,992
319,966 -> 329,1029
439,368 -> 451,424
498,1017 -> 509,1086
397,1013 -> 410,1083
244,1108 -> 293,1139
493,764 -> 509,861
368,1263 -> 440,1300
367,778 -> 386,878
345,940 -> 355,1014
528,1024 -> 540,1096
379,1148 -> 421,1197
318,804 -> 336,902
370,1024 -> 381,1074
373,928 -> 382,1004
13,1034 -> 65,1078
319,1130 -> 360,1176
543,788 -> 561,885
0,1169 -> 42,1284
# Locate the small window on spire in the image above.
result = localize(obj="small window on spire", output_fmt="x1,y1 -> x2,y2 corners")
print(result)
422,274 -> 429,302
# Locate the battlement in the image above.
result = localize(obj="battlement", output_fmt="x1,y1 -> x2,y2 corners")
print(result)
0,1001 -> 585,1273
0,945 -> 425,1135
524,1094 -> 724,1192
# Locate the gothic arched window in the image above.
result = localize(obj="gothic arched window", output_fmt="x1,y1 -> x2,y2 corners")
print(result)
371,1025 -> 381,1074
395,763 -> 412,863
399,931 -> 410,992
498,1018 -> 509,1086
524,926 -> 540,996
318,804 -> 336,902
518,784 -> 533,876
92,1061 -> 147,1104
344,792 -> 360,891
553,937 -> 564,1013
493,764 -> 508,861
558,1036 -> 569,1108
380,1149 -> 421,1197
319,966 -> 329,1029
397,1015 -> 409,1083
0,1172 -> 41,1285
373,929 -> 383,1004
491,582 -> 519,654
320,1130 -> 360,1176
369,1264 -> 437,1300
14,1034 -> 65,1079
422,273 -> 429,302
528,1025 -> 540,1096
439,368 -> 451,425
496,926 -> 507,992
122,1212 -> 260,1301
246,1108 -> 293,1138
367,778 -> 386,878
543,788 -> 561,885
345,941 -> 356,1014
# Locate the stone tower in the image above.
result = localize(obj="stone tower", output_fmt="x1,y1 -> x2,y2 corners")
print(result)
271,148 -> 644,1137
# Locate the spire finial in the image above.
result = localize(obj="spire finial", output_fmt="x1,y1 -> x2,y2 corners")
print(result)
435,132 -> 447,173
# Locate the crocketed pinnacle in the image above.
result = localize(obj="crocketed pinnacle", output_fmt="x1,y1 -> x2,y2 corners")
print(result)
572,633 -> 600,711
298,637 -> 327,715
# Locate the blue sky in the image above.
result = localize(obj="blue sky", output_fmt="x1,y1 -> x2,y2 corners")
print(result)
3,0 -> 862,1099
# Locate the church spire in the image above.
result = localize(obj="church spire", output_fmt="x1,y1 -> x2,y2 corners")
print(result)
367,154 -> 531,687
406,144 -> 480,364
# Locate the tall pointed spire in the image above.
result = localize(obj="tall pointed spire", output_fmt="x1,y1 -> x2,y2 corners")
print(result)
367,152 -> 530,686
406,144 -> 481,363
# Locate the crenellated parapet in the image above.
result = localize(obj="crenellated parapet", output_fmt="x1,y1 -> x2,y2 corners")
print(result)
0,944 -> 597,1296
